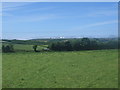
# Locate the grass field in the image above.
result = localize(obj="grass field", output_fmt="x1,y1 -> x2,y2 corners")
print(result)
3,43 -> 48,52
2,49 -> 118,88
14,44 -> 48,51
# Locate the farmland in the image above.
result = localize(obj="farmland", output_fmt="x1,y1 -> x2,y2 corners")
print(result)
2,43 -> 48,52
2,2 -> 119,88
2,49 -> 118,88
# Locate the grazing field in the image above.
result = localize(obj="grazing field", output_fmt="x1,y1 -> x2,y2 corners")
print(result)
2,49 -> 118,88
3,43 -> 48,52
14,44 -> 48,51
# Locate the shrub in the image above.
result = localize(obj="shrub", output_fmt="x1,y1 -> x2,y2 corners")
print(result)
2,44 -> 14,53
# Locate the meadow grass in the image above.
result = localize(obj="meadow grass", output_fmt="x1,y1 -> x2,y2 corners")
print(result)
2,49 -> 118,88
13,44 -> 48,51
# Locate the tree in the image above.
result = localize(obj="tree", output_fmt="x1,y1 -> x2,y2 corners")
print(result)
64,41 -> 73,51
33,45 -> 38,52
6,45 -> 11,52
73,41 -> 80,51
2,45 -> 5,52
9,44 -> 14,51
55,42 -> 61,51
49,43 -> 56,50
2,45 -> 14,53
81,38 -> 90,50
90,40 -> 98,50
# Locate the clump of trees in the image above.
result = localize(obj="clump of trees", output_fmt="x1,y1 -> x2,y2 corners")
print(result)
2,44 -> 14,53
49,41 -> 73,51
49,38 -> 118,51
33,45 -> 38,52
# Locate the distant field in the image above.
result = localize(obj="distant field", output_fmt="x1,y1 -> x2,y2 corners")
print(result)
2,49 -> 118,88
3,43 -> 48,51
14,44 -> 48,51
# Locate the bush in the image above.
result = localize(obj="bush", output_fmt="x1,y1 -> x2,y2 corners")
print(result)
33,45 -> 38,52
48,38 -> 118,51
2,44 -> 14,53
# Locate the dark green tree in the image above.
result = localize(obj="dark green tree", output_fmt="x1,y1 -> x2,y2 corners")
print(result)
33,45 -> 38,52
81,38 -> 90,50
73,41 -> 81,51
2,45 -> 6,52
2,45 -> 14,53
64,41 -> 73,51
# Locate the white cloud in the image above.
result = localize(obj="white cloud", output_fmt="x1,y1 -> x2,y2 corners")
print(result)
2,3 -> 59,22
2,2 -> 56,12
74,20 -> 117,30
2,2 -> 56,17
2,2 -> 32,12
87,10 -> 117,17
85,20 -> 117,27
3,14 -> 59,23
2,2 -> 30,9
26,7 -> 56,12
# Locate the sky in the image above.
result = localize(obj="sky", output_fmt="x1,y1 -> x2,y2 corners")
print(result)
2,2 -> 118,40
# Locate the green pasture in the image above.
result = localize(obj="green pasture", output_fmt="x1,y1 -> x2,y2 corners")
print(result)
2,43 -> 48,51
2,49 -> 118,88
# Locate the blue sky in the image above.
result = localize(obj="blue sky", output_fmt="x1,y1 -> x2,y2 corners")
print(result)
2,2 -> 118,39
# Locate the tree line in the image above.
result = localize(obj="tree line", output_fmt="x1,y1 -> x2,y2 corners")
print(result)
2,45 -> 14,53
2,38 -> 118,53
48,38 -> 118,51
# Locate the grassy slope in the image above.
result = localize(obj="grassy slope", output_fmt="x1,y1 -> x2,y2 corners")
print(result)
3,44 -> 48,51
2,49 -> 118,88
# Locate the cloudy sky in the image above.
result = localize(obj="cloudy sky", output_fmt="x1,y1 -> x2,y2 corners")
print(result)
2,2 -> 118,39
